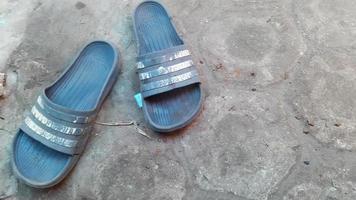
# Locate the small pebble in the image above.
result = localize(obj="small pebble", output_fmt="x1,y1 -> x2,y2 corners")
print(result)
307,120 -> 314,126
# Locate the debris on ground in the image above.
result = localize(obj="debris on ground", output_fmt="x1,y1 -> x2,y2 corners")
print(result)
95,120 -> 152,139
233,68 -> 240,77
334,123 -> 341,127
0,73 -> 6,97
228,105 -> 236,111
212,63 -> 224,71
306,119 -> 314,127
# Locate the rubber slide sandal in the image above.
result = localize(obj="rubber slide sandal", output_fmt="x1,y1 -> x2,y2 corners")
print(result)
133,1 -> 203,132
11,41 -> 119,188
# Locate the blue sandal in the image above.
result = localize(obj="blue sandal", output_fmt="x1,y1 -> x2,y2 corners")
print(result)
12,41 -> 120,188
133,1 -> 203,132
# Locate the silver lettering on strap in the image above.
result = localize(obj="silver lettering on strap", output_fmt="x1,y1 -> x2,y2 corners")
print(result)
137,62 -> 145,69
24,117 -> 77,148
168,49 -> 190,61
31,106 -> 82,135
137,49 -> 190,69
37,96 -> 44,108
139,60 -> 193,80
142,70 -> 198,91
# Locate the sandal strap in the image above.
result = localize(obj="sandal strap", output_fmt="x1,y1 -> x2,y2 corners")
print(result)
37,93 -> 96,124
20,95 -> 94,155
137,45 -> 200,98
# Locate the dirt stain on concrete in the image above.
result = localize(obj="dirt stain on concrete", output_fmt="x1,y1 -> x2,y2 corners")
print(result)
75,1 -> 86,10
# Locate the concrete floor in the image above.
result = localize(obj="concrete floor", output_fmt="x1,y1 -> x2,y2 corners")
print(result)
1,0 -> 356,199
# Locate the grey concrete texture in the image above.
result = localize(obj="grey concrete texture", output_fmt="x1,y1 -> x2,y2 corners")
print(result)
1,0 -> 356,199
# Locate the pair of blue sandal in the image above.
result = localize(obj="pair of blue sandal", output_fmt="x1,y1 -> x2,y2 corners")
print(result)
12,1 -> 202,188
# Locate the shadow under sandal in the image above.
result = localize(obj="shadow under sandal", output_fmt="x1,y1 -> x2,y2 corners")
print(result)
134,1 -> 203,132
12,41 -> 119,188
